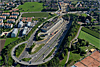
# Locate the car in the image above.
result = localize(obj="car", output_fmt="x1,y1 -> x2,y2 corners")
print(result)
19,60 -> 21,62
29,61 -> 31,64
53,53 -> 55,55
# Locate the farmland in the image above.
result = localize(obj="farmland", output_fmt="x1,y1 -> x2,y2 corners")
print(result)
81,27 -> 100,39
78,31 -> 100,48
17,2 -> 44,12
0,39 -> 6,52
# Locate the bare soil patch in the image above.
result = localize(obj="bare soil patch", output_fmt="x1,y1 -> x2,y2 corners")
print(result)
0,39 -> 6,55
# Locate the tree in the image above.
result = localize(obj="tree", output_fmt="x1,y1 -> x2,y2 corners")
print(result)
78,48 -> 81,54
86,16 -> 92,21
61,53 -> 64,59
64,49 -> 68,56
86,41 -> 89,47
71,45 -> 76,50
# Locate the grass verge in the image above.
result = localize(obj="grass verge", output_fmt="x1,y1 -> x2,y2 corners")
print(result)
15,43 -> 26,57
22,58 -> 31,62
31,44 -> 45,54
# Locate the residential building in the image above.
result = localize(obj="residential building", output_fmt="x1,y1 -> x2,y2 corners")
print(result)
10,9 -> 19,12
0,16 -> 6,20
85,19 -> 90,23
4,23 -> 13,28
0,19 -> 3,23
12,12 -> 19,16
27,22 -> 31,27
0,23 -> 4,27
18,21 -> 23,28
2,13 -> 10,16
22,27 -> 28,36
0,2 -> 4,6
11,28 -> 18,37
93,21 -> 98,24
90,8 -> 95,11
10,15 -> 17,19
7,19 -> 15,23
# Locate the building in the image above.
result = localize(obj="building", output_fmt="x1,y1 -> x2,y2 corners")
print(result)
85,19 -> 90,23
0,16 -> 6,20
22,27 -> 28,36
18,21 -> 23,28
41,17 -> 63,33
10,15 -> 17,19
0,23 -> 4,27
90,8 -> 95,11
11,28 -> 18,37
10,9 -> 19,12
12,12 -> 19,16
7,19 -> 15,23
27,22 -> 31,27
0,2 -> 4,6
0,19 -> 3,23
4,23 -> 13,28
2,13 -> 10,16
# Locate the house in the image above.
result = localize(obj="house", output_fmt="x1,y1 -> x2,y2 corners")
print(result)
93,21 -> 98,24
4,23 -> 13,28
11,28 -> 18,37
78,4 -> 82,7
0,16 -> 6,20
2,13 -> 10,16
27,22 -> 31,27
12,12 -> 19,16
0,23 -> 4,27
26,19 -> 32,23
85,19 -> 90,23
0,19 -> 3,23
79,7 -> 85,9
6,3 -> 9,6
94,11 -> 100,14
0,2 -> 4,6
6,7 -> 11,10
10,9 -> 19,12
98,8 -> 100,11
10,15 -> 17,19
18,21 -> 23,28
90,8 -> 95,11
7,19 -> 15,23
22,27 -> 28,36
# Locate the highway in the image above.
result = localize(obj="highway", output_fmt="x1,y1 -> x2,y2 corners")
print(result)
28,20 -> 72,62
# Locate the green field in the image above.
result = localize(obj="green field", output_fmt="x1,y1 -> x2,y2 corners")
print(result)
17,2 -> 43,12
4,38 -> 18,48
22,13 -> 51,17
81,27 -> 100,39
78,31 -> 100,48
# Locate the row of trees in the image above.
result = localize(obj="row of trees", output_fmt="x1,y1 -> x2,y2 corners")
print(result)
69,7 -> 89,11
